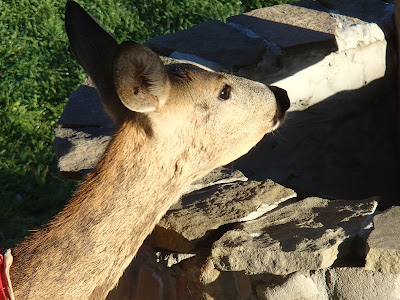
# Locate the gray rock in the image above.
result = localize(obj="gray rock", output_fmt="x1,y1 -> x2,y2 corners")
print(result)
105,244 -> 177,300
229,2 -> 387,113
317,0 -> 395,33
57,79 -> 113,128
228,3 -> 337,52
212,197 -> 377,275
150,180 -> 296,252
54,127 -> 113,179
366,206 -> 400,274
182,167 -> 247,195
332,13 -> 386,52
200,260 -> 254,300
145,20 -> 266,69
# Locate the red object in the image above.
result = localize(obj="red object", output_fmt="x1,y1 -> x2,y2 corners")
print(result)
0,248 -> 13,300
0,248 -> 7,300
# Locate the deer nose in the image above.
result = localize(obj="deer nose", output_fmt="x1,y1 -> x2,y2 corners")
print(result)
268,85 -> 290,113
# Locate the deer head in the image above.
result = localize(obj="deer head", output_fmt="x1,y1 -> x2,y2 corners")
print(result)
65,0 -> 289,181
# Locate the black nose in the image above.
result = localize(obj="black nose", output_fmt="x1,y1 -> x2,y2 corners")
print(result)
269,85 -> 290,112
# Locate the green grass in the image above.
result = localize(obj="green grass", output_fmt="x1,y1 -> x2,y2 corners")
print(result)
0,0 -> 293,248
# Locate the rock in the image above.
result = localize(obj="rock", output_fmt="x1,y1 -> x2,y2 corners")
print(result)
182,167 -> 247,195
55,77 -> 115,179
106,244 -> 177,300
256,272 -> 320,300
332,13 -> 386,52
211,197 -> 377,275
255,267 -> 400,300
155,251 -> 195,268
54,127 -> 113,179
150,180 -> 296,252
228,3 -> 337,53
244,2 -> 387,102
228,3 -> 388,114
145,20 -> 266,70
366,206 -> 400,274
57,79 -> 113,128
268,11 -> 386,108
269,38 -> 386,112
176,256 -> 254,300
326,267 -> 400,300
317,0 -> 395,32
201,262 -> 254,300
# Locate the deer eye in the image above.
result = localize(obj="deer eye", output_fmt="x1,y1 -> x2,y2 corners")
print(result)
219,84 -> 231,101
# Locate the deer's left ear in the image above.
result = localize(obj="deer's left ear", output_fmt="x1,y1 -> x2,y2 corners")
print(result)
113,41 -> 171,113
65,1 -> 130,124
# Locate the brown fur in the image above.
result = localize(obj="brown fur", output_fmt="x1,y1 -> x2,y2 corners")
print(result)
10,2 -> 290,299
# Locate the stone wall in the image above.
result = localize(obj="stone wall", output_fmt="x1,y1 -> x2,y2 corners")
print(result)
55,0 -> 400,299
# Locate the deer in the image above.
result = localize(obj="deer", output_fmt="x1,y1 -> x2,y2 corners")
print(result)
8,1 -> 290,299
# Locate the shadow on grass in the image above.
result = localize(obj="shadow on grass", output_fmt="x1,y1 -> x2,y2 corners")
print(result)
0,166 -> 77,248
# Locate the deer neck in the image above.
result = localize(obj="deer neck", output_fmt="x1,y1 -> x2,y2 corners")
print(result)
11,119 -> 198,300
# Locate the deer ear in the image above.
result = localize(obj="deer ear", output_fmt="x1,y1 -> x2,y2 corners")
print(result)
65,1 -> 118,97
113,41 -> 170,113
65,1 -> 133,124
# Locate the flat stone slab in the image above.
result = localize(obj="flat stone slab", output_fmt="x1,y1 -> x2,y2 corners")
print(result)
57,79 -> 113,128
54,127 -> 113,179
228,3 -> 337,53
145,20 -> 266,69
150,180 -> 296,252
366,206 -> 400,274
183,167 -> 247,195
317,0 -> 395,31
211,197 -> 377,275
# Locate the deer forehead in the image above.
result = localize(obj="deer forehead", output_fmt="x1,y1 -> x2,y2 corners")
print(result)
165,63 -> 275,107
